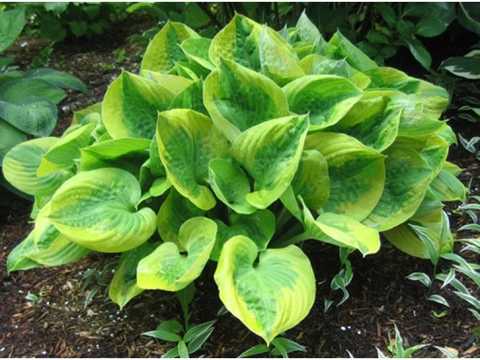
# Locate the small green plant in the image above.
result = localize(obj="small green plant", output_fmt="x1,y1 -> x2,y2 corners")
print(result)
240,337 -> 306,358
143,285 -> 215,358
377,325 -> 429,358
2,12 -> 471,350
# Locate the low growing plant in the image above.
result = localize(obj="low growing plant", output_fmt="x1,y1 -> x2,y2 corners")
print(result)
3,13 -> 470,350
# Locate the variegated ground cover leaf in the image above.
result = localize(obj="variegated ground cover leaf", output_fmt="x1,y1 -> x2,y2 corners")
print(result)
2,12 -> 464,347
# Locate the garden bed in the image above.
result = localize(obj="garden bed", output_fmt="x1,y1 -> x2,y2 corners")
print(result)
1,17 -> 480,358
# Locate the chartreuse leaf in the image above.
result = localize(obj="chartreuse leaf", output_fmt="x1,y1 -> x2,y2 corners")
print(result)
102,71 -> 174,139
295,10 -> 326,52
214,235 -> 316,345
140,70 -> 193,96
208,157 -> 256,215
2,137 -> 71,195
37,122 -> 95,176
283,75 -> 362,131
157,189 -> 204,244
325,30 -> 378,72
232,115 -> 309,209
300,54 -> 371,89
109,241 -> 157,309
156,109 -> 229,210
305,132 -> 385,220
303,204 -> 380,256
7,204 -> 89,273
46,168 -> 157,253
204,59 -> 289,141
180,37 -> 214,71
208,14 -> 260,69
291,150 -> 330,211
428,164 -> 466,202
364,140 -> 434,231
211,210 -> 276,261
141,21 -> 199,73
137,217 -> 217,291
169,80 -> 206,114
333,92 -> 401,152
384,196 -> 453,259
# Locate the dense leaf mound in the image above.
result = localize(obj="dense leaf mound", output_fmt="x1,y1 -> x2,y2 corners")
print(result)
3,13 -> 466,344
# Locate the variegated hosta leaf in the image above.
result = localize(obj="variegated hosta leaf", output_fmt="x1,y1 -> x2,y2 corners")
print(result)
208,157 -> 256,215
180,37 -> 214,71
325,30 -> 378,72
102,71 -> 174,139
46,168 -> 157,253
7,204 -> 89,273
139,177 -> 171,204
333,92 -> 401,152
384,196 -> 453,259
108,241 -> 157,309
428,164 -> 466,202
214,235 -> 316,345
283,75 -> 363,131
300,54 -> 371,89
295,11 -> 326,53
79,138 -> 151,176
0,120 -> 26,164
169,80 -> 206,114
232,115 -> 309,209
291,150 -> 330,211
137,217 -> 217,291
305,132 -> 385,220
156,109 -> 229,210
209,14 -> 260,69
211,210 -> 276,261
364,140 -> 433,231
37,122 -> 95,176
204,59 -> 289,141
303,204 -> 380,256
140,70 -> 193,96
157,189 -> 204,244
141,21 -> 200,73
2,137 -> 71,195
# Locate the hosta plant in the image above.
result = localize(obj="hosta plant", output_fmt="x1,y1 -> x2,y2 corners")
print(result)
3,13 -> 467,346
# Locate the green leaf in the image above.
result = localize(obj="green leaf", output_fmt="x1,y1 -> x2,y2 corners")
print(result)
211,210 -> 276,261
0,77 -> 65,104
300,54 -> 371,89
169,80 -> 206,114
177,340 -> 189,358
37,122 -> 95,176
325,30 -> 378,72
295,10 -> 326,52
239,344 -> 270,358
364,140 -> 434,231
208,158 -> 256,215
108,241 -> 157,309
283,75 -> 362,131
405,37 -> 432,69
25,68 -> 87,93
102,71 -> 174,139
404,3 -> 455,38
291,150 -> 330,211
2,137 -> 70,195
232,115 -> 309,209
214,235 -> 316,345
137,217 -> 217,291
7,203 -> 89,273
156,109 -> 229,210
180,37 -> 214,71
157,189 -> 204,244
184,320 -> 215,343
428,167 -> 467,202
47,168 -> 157,252
204,59 -> 289,141
441,54 -> 480,80
303,206 -> 381,256
140,71 -> 193,96
333,92 -> 401,152
305,132 -> 385,220
0,7 -> 26,53
0,119 -> 26,164
141,21 -> 199,73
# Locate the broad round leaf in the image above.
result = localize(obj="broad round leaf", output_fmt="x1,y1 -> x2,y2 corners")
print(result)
283,75 -> 362,131
137,217 -> 217,291
232,115 -> 309,209
2,137 -> 70,195
204,59 -> 289,141
214,235 -> 316,345
156,109 -> 229,210
102,71 -> 174,139
47,168 -> 157,253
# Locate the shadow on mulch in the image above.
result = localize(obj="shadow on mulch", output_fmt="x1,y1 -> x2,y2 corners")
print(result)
1,18 -> 480,358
